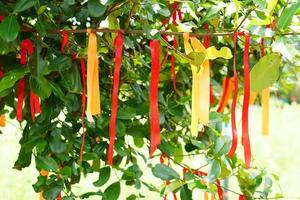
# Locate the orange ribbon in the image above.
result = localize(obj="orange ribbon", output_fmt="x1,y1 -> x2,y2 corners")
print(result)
86,30 -> 101,121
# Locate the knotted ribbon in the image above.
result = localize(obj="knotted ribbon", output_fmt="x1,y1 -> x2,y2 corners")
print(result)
17,39 -> 34,121
86,29 -> 101,121
107,31 -> 124,165
149,40 -> 161,156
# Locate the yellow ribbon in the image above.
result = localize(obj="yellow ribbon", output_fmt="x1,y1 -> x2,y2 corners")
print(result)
183,33 -> 209,136
0,114 -> 5,127
86,29 -> 101,121
249,91 -> 258,105
249,89 -> 269,136
261,87 -> 269,136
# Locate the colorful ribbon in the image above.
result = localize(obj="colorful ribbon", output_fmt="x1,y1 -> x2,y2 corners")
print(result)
149,40 -> 161,156
17,39 -> 35,122
217,77 -> 234,113
61,30 -> 69,53
228,33 -> 238,158
239,195 -> 246,200
79,58 -> 87,162
30,91 -> 41,121
107,31 -> 124,165
260,38 -> 269,136
86,30 -> 101,121
183,33 -> 210,136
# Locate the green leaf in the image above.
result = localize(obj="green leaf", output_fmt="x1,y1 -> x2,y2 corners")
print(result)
49,82 -> 67,102
250,53 -> 281,92
208,160 -> 221,183
158,7 -> 170,17
49,131 -> 67,154
43,184 -> 63,200
14,0 -> 37,13
49,56 -> 72,72
187,52 -> 205,70
180,185 -> 193,200
164,180 -> 185,195
117,106 -> 136,119
88,0 -> 106,18
29,75 -> 52,99
277,2 -> 300,30
93,167 -> 111,187
61,166 -> 72,178
103,182 -> 121,200
82,152 -> 98,161
0,68 -> 28,93
0,15 -> 20,42
36,156 -> 58,172
152,164 -> 180,181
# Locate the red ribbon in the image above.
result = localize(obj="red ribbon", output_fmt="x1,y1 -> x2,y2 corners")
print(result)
228,32 -> 251,168
228,33 -> 238,157
16,79 -> 25,121
210,84 -> 215,104
149,40 -> 161,156
61,30 -> 69,53
107,31 -> 124,166
56,192 -> 62,200
20,39 -> 34,65
0,15 -> 4,22
217,77 -> 230,113
17,39 -> 35,122
203,23 -> 210,48
170,38 -> 177,92
30,91 -> 41,121
241,32 -> 251,168
79,58 -> 87,162
239,195 -> 246,200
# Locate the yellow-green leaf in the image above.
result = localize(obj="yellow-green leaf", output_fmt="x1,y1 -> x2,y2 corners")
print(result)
250,53 -> 281,92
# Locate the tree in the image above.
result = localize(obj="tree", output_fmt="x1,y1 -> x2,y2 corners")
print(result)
0,0 -> 299,199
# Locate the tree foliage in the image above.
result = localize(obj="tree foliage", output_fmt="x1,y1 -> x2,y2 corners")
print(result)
0,0 -> 299,199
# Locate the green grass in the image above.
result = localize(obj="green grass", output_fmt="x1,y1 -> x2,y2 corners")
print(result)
1,99 -> 299,199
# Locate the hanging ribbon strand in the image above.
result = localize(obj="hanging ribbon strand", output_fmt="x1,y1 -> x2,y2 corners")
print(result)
107,31 -> 124,165
260,38 -> 270,136
228,33 -> 239,158
149,40 -> 161,156
86,29 -> 101,121
240,32 -> 251,168
183,33 -> 210,136
79,58 -> 87,162
217,77 -> 234,113
61,30 -> 69,53
30,91 -> 41,121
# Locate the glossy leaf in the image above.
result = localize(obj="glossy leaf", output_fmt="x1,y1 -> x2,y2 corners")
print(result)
277,2 -> 300,30
103,182 -> 121,200
152,164 -> 180,181
0,15 -> 20,42
250,53 -> 281,92
14,0 -> 37,13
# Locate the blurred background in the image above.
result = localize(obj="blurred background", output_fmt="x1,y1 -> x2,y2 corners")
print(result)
1,96 -> 300,199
